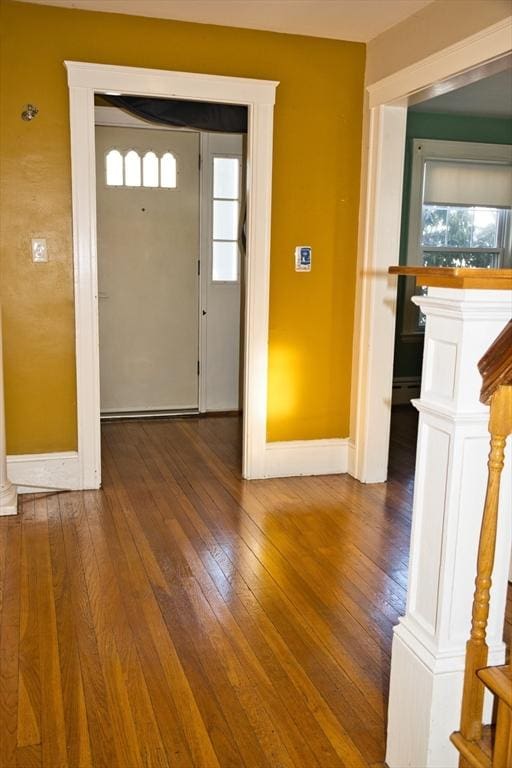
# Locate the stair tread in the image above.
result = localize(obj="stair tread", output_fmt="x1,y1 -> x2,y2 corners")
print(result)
451,726 -> 494,768
477,664 -> 512,708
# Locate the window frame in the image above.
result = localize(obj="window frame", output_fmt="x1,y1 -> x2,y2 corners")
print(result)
402,138 -> 512,336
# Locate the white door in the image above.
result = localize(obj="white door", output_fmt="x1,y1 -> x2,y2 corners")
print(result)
200,133 -> 245,412
95,125 -> 200,414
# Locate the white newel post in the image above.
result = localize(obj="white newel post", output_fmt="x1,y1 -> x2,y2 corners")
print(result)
386,287 -> 512,768
0,307 -> 17,516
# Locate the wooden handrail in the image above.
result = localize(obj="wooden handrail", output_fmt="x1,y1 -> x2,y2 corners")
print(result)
450,320 -> 512,768
388,266 -> 512,290
478,320 -> 512,405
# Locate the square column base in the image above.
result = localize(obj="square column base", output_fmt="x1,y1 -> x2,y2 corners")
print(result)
385,288 -> 511,768
386,623 -> 504,768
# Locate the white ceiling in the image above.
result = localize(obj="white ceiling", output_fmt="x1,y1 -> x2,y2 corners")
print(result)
14,0 -> 434,43
412,69 -> 512,118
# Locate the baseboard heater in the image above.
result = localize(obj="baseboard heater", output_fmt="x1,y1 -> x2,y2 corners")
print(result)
392,377 -> 421,405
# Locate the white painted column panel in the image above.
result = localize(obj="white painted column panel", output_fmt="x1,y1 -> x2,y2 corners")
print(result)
386,288 -> 512,768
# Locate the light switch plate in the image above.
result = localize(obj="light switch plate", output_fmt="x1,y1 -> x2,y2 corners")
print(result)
31,238 -> 48,262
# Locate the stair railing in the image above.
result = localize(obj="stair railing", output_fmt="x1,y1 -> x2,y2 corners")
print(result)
451,319 -> 512,768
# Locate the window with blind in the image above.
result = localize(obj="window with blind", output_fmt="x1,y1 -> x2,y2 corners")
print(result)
403,139 -> 512,333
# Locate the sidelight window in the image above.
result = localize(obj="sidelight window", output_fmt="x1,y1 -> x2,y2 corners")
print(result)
212,157 -> 241,282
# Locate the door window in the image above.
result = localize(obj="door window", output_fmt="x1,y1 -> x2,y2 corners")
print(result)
104,148 -> 177,188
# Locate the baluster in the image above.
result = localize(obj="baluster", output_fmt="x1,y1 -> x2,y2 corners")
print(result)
453,383 -> 512,766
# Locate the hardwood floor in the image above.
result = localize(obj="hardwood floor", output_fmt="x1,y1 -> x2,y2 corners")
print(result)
0,409 -> 508,767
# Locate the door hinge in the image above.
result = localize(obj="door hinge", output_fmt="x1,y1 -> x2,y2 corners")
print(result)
198,153 -> 202,170
197,360 -> 200,376
197,259 -> 201,276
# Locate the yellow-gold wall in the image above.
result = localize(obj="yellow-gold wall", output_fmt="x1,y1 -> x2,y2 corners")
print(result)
0,0 -> 365,452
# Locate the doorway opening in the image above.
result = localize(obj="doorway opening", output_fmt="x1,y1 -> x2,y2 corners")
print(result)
388,64 -> 512,475
66,62 -> 278,488
349,24 -> 511,484
94,99 -> 247,428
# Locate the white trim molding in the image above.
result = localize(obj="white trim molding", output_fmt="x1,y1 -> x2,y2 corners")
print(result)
350,19 -> 512,483
367,18 -> 512,108
264,438 -> 349,478
0,307 -> 17,515
351,103 -> 408,483
7,452 -> 80,494
65,61 -> 278,487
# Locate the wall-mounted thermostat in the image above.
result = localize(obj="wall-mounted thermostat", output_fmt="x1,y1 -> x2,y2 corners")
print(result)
295,246 -> 312,272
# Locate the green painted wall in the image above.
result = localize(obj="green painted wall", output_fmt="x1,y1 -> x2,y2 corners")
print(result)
393,110 -> 512,380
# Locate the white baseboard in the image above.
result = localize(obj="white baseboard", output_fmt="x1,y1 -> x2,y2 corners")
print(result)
7,439 -> 351,491
264,438 -> 349,478
6,451 -> 80,494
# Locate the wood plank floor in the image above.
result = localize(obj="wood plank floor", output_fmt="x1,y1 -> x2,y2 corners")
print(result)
0,408 -> 509,768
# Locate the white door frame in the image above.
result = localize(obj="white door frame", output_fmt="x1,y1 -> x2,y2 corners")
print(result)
350,18 -> 512,483
66,61 -> 278,488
